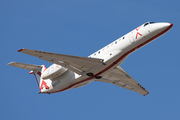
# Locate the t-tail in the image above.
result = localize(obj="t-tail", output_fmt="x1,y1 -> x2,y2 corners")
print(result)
7,62 -> 51,93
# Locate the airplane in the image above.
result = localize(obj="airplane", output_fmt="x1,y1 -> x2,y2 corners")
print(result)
8,22 -> 173,96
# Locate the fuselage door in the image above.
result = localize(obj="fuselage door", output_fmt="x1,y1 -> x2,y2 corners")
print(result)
129,31 -> 135,43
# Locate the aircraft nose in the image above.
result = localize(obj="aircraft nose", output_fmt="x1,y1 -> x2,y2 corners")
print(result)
149,22 -> 173,34
161,23 -> 173,33
157,22 -> 173,30
164,23 -> 173,29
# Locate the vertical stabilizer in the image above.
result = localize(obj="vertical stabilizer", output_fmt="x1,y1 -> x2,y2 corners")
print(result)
30,65 -> 51,91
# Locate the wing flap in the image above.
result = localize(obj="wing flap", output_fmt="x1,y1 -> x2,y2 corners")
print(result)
7,62 -> 41,70
97,78 -> 132,90
18,48 -> 104,75
97,66 -> 149,95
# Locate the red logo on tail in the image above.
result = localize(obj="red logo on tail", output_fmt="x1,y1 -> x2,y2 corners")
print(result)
40,80 -> 50,90
37,71 -> 50,90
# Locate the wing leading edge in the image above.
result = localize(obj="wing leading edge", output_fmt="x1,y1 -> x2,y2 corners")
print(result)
96,66 -> 149,96
18,48 -> 104,75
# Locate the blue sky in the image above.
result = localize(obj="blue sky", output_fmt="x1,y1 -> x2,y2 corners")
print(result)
1,0 -> 180,120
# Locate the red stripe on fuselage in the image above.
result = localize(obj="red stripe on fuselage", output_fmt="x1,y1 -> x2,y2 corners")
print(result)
48,24 -> 173,94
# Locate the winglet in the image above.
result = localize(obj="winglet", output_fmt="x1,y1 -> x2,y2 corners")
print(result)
18,48 -> 25,52
143,91 -> 150,96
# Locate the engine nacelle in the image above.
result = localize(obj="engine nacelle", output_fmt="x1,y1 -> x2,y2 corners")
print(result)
41,64 -> 68,80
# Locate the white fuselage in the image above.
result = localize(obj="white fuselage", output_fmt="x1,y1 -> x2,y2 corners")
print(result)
40,22 -> 172,94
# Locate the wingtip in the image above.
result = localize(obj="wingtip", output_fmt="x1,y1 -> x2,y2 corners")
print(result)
18,48 -> 25,52
143,91 -> 150,96
7,61 -> 15,66
29,71 -> 34,74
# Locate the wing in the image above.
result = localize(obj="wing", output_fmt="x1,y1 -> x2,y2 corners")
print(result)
96,66 -> 149,96
18,48 -> 104,75
7,62 -> 41,70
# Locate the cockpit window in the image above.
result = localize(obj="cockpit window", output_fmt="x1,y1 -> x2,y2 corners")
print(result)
144,22 -> 156,27
144,22 -> 149,27
149,22 -> 155,24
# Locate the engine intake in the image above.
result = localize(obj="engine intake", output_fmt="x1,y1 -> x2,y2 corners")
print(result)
41,64 -> 68,80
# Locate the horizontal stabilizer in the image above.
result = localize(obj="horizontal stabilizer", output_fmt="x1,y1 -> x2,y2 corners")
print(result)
7,62 -> 41,70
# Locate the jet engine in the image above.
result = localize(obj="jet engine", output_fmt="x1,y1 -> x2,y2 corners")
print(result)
41,64 -> 68,80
